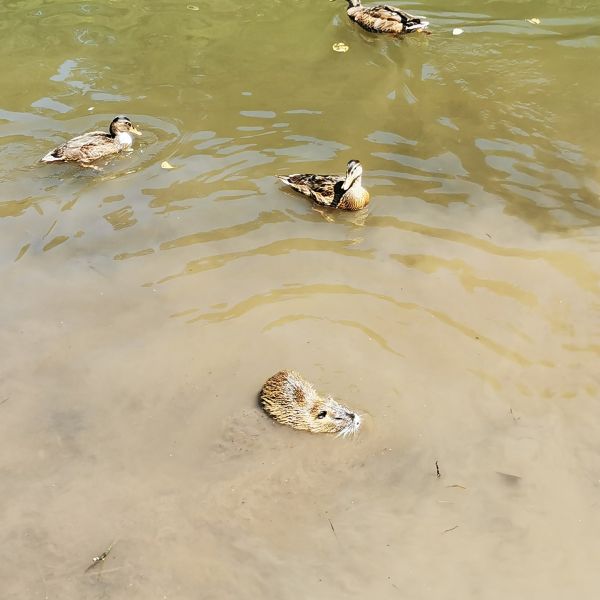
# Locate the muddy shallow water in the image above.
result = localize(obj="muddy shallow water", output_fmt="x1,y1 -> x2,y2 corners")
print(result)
1,1 -> 599,598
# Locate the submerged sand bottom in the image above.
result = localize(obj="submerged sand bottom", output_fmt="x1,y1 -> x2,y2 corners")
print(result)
2,229 -> 598,599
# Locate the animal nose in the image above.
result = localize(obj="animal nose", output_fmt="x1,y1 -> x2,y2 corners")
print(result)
347,412 -> 355,420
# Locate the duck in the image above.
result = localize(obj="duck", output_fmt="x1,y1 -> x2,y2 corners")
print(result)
277,159 -> 369,211
345,0 -> 429,35
41,115 -> 142,166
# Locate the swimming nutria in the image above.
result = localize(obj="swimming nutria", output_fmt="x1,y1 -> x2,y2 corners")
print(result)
260,370 -> 361,437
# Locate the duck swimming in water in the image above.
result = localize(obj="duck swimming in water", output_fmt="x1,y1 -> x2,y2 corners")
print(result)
41,115 -> 142,166
345,0 -> 429,35
277,159 -> 369,211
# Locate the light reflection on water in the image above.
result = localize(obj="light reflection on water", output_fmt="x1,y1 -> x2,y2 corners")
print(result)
1,0 -> 599,598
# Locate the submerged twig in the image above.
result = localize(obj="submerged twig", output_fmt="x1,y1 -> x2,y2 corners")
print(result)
328,518 -> 337,539
443,525 -> 459,534
435,460 -> 441,478
85,540 -> 116,573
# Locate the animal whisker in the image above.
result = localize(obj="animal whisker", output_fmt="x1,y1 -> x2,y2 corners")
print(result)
337,418 -> 361,439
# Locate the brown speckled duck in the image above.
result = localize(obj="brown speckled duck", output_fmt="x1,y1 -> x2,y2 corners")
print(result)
345,0 -> 429,35
41,115 -> 142,166
277,159 -> 370,211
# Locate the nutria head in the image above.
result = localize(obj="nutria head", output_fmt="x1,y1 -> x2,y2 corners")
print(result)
260,370 -> 361,437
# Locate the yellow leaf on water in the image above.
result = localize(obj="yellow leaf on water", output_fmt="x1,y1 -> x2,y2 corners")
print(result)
161,161 -> 175,169
332,42 -> 349,53
527,18 -> 541,24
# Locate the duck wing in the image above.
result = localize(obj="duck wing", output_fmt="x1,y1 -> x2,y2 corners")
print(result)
42,131 -> 114,163
277,173 -> 345,207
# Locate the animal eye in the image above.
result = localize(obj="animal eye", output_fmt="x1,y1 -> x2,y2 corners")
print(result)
317,411 -> 327,419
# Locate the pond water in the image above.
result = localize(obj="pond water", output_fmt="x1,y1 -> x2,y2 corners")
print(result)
1,1 -> 599,598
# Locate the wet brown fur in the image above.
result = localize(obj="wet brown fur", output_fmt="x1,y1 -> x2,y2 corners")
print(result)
260,370 -> 360,435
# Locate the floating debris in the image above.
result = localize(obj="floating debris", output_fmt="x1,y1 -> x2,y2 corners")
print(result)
435,460 -> 441,478
443,525 -> 459,534
452,28 -> 464,36
527,18 -> 541,25
187,5 -> 200,10
328,518 -> 337,538
332,42 -> 349,53
161,161 -> 175,169
85,540 -> 116,573
87,106 -> 95,112
496,471 -> 522,485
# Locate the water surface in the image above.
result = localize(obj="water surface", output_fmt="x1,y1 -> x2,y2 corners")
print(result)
1,1 -> 599,598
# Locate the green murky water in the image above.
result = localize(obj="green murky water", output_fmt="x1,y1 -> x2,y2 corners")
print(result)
1,1 -> 599,598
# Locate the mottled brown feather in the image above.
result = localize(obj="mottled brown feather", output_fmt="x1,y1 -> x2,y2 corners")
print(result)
277,171 -> 369,211
347,3 -> 429,35
41,116 -> 141,165
277,174 -> 345,207
45,132 -> 117,163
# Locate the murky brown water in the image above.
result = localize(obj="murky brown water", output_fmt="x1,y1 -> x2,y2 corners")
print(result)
1,1 -> 599,598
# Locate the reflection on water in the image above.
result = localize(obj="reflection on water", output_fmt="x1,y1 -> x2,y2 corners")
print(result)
1,0 -> 599,598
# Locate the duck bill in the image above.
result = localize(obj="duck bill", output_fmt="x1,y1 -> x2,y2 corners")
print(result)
130,126 -> 142,136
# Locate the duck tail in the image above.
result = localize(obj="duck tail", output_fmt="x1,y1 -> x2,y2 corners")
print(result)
40,151 -> 63,163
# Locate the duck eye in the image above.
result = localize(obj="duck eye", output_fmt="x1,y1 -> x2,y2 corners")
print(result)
317,411 -> 327,419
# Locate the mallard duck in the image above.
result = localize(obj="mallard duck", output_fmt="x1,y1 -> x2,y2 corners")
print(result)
41,115 -> 142,166
345,0 -> 429,35
277,159 -> 369,211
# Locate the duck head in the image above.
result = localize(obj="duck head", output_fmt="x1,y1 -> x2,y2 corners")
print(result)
109,115 -> 142,138
341,159 -> 363,191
